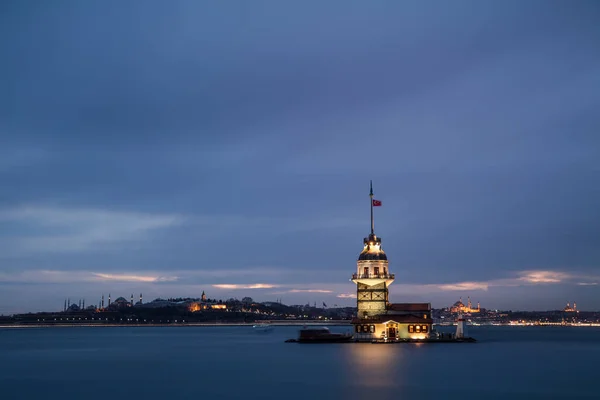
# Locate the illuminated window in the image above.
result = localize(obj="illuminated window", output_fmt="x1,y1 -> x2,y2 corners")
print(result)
424,314 -> 427,319
362,325 -> 369,333
355,325 -> 361,333
416,325 -> 421,332
370,325 -> 375,333
408,325 -> 414,333
363,267 -> 368,276
374,267 -> 379,276
422,325 -> 428,333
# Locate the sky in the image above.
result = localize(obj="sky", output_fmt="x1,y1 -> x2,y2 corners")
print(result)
1,1 -> 599,314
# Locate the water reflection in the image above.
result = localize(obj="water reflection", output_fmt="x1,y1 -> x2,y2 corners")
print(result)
343,343 -> 402,389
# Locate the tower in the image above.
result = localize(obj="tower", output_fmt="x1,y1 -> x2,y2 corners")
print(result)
108,293 -> 111,306
467,296 -> 472,310
139,293 -> 143,304
131,294 -> 134,306
82,299 -> 85,309
64,299 -> 67,312
351,181 -> 393,318
101,294 -> 104,309
201,291 -> 207,302
456,312 -> 465,338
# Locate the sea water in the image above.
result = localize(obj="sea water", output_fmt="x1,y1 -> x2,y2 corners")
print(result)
0,325 -> 598,399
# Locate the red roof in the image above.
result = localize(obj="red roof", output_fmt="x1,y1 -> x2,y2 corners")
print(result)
352,315 -> 433,324
387,303 -> 431,312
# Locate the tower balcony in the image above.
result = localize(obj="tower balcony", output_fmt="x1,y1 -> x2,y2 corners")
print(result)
352,273 -> 395,280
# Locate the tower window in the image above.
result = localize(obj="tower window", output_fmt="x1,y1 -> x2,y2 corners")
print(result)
374,267 -> 379,276
363,267 -> 368,277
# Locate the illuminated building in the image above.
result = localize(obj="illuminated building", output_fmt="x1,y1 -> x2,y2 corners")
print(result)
189,302 -> 203,312
450,296 -> 480,313
351,182 -> 433,341
188,292 -> 227,312
564,302 -> 577,312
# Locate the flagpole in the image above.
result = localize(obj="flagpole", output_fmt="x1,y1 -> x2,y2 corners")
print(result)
370,180 -> 374,235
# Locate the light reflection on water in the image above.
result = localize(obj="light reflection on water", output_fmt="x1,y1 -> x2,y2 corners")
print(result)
344,343 -> 403,388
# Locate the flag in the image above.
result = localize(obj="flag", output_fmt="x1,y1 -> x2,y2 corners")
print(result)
323,302 -> 327,308
372,199 -> 382,206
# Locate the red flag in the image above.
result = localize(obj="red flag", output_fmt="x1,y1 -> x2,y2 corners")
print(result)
372,199 -> 382,206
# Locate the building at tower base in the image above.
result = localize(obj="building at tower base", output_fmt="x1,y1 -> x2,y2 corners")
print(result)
351,182 -> 433,342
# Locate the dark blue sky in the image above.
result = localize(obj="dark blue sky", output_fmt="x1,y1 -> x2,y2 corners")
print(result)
1,1 -> 599,314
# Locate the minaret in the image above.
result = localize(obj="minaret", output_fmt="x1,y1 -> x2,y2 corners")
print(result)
101,294 -> 104,309
574,302 -> 577,311
477,301 -> 480,311
468,296 -> 472,310
139,293 -> 143,305
82,299 -> 85,309
351,181 -> 393,318
79,299 -> 81,309
68,298 -> 70,308
131,294 -> 134,306
108,293 -> 111,306
201,291 -> 207,302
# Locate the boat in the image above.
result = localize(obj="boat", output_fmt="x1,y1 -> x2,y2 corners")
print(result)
252,323 -> 273,332
286,327 -> 353,343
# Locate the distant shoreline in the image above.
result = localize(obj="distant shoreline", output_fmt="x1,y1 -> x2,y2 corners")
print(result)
2,321 -> 600,329
0,321 -> 352,329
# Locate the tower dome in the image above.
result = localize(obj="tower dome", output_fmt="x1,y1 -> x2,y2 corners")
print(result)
358,233 -> 388,261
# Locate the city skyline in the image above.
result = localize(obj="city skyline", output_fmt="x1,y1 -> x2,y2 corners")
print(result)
1,1 -> 600,314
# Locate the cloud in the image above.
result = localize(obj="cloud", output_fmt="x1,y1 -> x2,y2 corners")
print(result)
91,273 -> 178,283
212,284 -> 278,290
0,270 -> 95,284
0,270 -> 179,284
434,282 -> 490,291
337,293 -> 357,299
288,289 -> 333,293
405,270 -> 597,293
0,206 -> 182,254
517,270 -> 570,283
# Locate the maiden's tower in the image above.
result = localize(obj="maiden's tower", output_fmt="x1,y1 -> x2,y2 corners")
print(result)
351,182 -> 433,341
